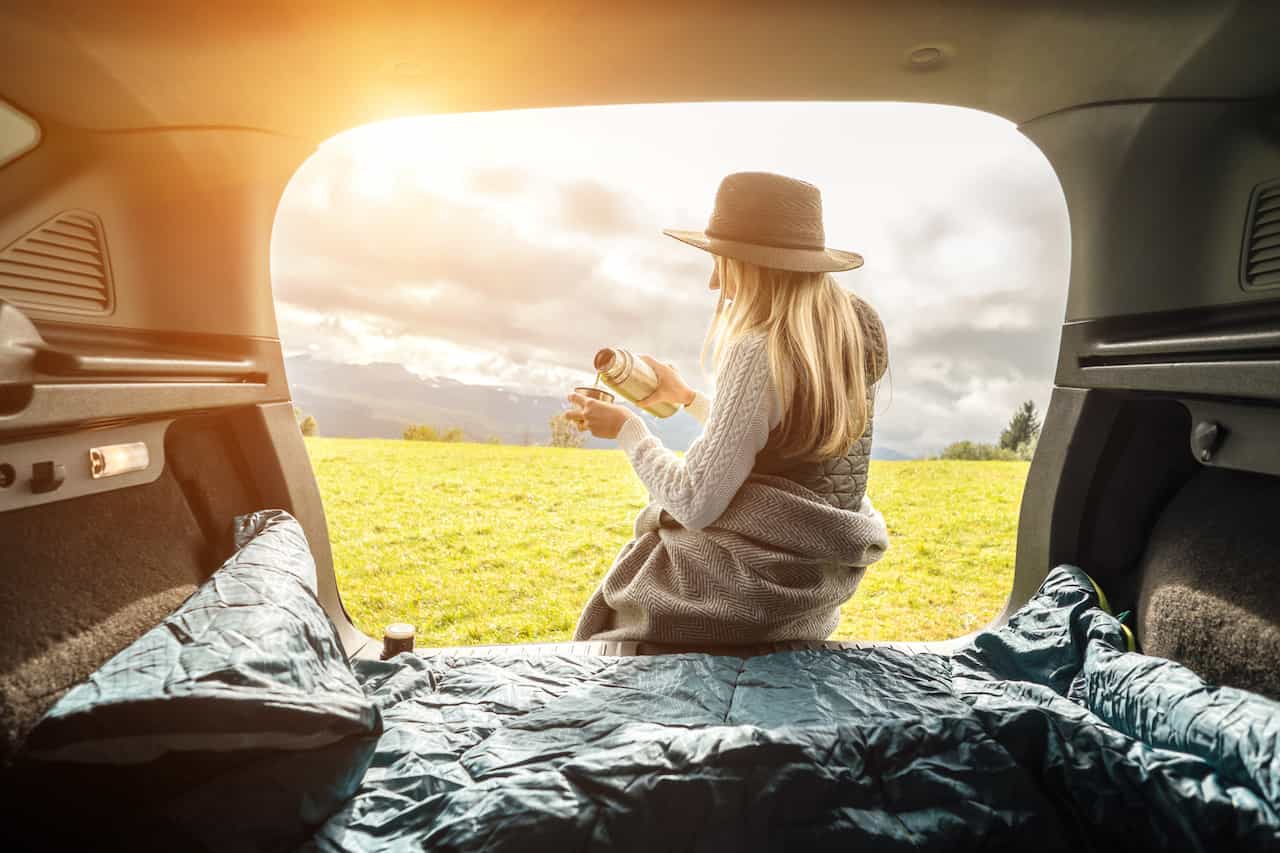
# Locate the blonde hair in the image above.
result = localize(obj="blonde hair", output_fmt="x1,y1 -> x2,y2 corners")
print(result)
702,255 -> 880,461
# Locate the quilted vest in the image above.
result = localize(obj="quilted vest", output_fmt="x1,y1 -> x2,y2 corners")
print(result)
751,295 -> 887,512
753,416 -> 875,511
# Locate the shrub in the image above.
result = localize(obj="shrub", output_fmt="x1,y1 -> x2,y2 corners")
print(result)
403,424 -> 439,442
938,440 -> 1020,461
548,412 -> 585,449
294,406 -> 317,436
404,424 -> 468,442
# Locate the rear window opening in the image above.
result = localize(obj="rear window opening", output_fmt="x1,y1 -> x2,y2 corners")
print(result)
270,101 -> 1069,647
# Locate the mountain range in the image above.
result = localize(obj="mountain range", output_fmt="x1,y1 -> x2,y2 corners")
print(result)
286,355 -> 913,458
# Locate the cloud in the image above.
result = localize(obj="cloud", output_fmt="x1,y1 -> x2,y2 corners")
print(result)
272,166 -> 714,393
847,159 -> 1069,453
468,167 -> 529,196
558,179 -> 645,237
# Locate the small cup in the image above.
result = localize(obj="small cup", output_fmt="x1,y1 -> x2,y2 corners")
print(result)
381,622 -> 415,660
572,386 -> 615,408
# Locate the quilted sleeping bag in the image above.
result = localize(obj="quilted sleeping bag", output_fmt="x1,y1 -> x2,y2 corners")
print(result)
309,565 -> 1280,851
16,512 -> 1274,851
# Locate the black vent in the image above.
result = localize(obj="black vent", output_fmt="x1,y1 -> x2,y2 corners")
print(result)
1242,179 -> 1280,291
0,210 -> 113,314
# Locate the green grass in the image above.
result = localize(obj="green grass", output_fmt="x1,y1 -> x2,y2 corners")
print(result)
305,437 -> 1029,646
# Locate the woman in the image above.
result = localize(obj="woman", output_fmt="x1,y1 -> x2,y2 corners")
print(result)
567,171 -> 889,645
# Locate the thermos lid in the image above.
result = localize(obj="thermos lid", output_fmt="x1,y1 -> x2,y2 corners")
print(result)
385,622 -> 415,640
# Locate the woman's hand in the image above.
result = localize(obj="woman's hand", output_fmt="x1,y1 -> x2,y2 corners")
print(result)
565,393 -> 633,440
635,355 -> 696,409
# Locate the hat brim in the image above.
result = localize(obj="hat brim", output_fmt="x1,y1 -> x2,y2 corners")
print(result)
663,229 -> 863,273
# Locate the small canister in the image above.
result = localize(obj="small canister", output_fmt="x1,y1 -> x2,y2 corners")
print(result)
381,623 -> 415,659
593,348 -> 679,418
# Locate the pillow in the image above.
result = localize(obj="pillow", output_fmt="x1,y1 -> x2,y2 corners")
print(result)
9,510 -> 381,852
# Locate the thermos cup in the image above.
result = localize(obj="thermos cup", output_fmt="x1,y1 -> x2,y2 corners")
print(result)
593,348 -> 679,418
381,623 -> 415,659
572,386 -> 616,406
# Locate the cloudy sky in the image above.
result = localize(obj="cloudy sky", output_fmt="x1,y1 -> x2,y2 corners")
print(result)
271,102 -> 1069,457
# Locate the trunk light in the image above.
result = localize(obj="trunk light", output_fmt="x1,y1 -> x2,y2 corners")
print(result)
89,442 -> 149,479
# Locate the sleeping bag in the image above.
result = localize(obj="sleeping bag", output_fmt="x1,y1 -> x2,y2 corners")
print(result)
309,565 -> 1280,851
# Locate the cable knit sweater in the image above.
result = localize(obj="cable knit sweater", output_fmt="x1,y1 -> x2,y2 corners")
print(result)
617,331 -> 781,530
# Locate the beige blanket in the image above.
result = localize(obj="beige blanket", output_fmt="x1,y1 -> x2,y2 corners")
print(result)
574,475 -> 889,644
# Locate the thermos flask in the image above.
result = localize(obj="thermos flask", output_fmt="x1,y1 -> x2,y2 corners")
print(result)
593,348 -> 680,418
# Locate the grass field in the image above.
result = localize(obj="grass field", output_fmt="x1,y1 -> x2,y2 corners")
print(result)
305,437 -> 1030,647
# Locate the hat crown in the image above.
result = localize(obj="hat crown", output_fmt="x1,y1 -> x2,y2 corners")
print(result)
706,172 -> 827,251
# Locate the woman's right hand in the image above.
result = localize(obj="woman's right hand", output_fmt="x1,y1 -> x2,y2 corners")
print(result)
635,355 -> 696,409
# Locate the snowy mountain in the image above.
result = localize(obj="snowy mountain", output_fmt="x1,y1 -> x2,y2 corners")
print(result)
286,355 -> 913,458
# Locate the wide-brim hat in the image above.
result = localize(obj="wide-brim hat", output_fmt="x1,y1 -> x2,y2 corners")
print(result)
664,171 -> 863,273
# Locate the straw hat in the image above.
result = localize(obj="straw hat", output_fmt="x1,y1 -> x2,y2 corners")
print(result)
664,171 -> 863,273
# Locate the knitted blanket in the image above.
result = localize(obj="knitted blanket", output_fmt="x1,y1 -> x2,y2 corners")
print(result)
573,475 -> 889,644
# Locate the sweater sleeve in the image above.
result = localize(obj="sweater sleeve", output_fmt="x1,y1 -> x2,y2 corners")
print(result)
616,334 -> 775,531
683,390 -> 711,425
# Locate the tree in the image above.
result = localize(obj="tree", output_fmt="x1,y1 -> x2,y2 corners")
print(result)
403,424 -> 439,441
999,400 -> 1041,452
548,412 -> 586,448
299,415 -> 318,437
440,426 -> 465,443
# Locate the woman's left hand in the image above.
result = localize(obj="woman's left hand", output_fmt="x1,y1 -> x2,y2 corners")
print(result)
565,393 -> 633,440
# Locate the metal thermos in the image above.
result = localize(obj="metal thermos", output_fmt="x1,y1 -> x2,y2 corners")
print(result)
593,348 -> 679,418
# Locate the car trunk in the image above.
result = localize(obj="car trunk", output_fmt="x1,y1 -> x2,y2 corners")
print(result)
1,0 -> 1279,768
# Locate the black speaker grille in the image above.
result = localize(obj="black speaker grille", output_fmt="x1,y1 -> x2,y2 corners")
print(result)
0,210 -> 113,313
1242,179 -> 1280,291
